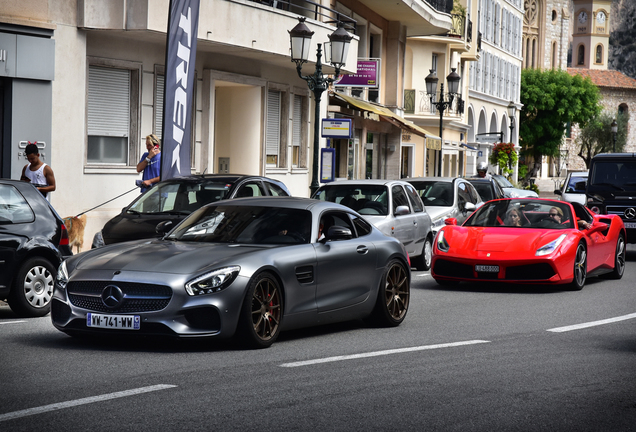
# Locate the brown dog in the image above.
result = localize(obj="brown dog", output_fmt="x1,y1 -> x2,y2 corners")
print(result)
63,214 -> 87,254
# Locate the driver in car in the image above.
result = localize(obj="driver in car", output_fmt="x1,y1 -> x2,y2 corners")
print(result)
549,206 -> 590,230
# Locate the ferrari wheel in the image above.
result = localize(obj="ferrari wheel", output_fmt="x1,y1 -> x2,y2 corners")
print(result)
568,242 -> 587,291
237,272 -> 283,348
413,237 -> 432,271
370,260 -> 410,327
8,257 -> 56,317
604,234 -> 626,280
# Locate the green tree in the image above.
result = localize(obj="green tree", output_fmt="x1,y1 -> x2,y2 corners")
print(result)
520,69 -> 601,180
577,111 -> 629,168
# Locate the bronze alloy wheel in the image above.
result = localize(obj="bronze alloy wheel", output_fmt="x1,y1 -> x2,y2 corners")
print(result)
250,275 -> 282,342
384,261 -> 410,322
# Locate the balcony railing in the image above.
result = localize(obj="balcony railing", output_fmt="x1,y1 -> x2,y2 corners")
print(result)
248,0 -> 356,30
448,14 -> 465,39
404,89 -> 464,117
425,0 -> 453,14
467,19 -> 472,43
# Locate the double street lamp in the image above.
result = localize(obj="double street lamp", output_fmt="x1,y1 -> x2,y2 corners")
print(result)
611,118 -> 618,153
289,18 -> 352,195
425,68 -> 461,176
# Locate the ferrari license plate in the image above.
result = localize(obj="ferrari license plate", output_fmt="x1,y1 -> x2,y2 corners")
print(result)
475,265 -> 499,273
87,313 -> 140,330
624,222 -> 636,229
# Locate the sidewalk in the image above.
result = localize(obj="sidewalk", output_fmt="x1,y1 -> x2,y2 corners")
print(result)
533,177 -> 562,199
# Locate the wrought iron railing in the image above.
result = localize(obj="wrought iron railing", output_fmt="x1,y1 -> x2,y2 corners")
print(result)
247,0 -> 356,30
425,0 -> 453,14
448,14 -> 465,39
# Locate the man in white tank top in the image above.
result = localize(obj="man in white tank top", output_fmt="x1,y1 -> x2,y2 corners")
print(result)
20,143 -> 56,200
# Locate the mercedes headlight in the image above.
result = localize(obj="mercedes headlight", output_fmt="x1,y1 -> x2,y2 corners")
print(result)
536,234 -> 566,256
56,260 -> 69,291
185,266 -> 240,295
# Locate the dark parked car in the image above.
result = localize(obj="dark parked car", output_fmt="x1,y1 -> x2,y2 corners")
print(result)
53,197 -> 411,348
468,178 -> 506,202
92,174 -> 291,247
0,179 -> 72,317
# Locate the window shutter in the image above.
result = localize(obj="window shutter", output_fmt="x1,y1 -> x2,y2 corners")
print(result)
292,95 -> 302,147
266,90 -> 281,158
155,74 -> 165,139
87,66 -> 130,137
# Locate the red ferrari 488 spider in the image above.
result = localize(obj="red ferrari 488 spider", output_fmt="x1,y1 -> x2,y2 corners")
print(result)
432,198 -> 626,290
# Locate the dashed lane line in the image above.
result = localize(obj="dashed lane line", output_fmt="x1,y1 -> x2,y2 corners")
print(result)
280,340 -> 491,367
0,384 -> 177,422
547,312 -> 636,333
0,321 -> 27,325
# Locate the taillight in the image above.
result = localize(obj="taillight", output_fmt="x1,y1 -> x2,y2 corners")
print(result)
60,222 -> 70,246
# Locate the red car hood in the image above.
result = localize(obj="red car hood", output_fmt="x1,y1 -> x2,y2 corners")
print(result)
441,226 -> 567,257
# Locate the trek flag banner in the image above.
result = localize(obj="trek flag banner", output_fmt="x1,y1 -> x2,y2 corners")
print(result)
160,0 -> 200,180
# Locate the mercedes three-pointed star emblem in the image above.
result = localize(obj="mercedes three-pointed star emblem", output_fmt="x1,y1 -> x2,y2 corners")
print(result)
101,285 -> 124,309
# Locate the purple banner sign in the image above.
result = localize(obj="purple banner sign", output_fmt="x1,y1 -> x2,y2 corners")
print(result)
333,60 -> 379,88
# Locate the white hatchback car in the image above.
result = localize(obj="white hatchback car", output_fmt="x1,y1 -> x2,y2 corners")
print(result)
554,171 -> 588,205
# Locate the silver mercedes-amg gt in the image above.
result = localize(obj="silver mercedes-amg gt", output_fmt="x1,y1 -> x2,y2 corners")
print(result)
51,197 -> 411,348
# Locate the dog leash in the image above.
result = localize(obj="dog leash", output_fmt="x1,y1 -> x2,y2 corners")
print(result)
74,186 -> 140,218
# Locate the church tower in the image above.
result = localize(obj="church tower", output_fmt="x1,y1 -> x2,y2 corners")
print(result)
571,0 -> 611,69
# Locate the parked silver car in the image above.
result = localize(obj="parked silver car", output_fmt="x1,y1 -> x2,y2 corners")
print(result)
554,171 -> 588,205
406,177 -> 483,234
492,174 -> 539,198
312,180 -> 434,270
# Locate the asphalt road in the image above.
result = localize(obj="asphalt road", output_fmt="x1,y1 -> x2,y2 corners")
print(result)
1,247 -> 636,431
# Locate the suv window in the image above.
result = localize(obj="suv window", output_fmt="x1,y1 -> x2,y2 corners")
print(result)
392,185 -> 410,213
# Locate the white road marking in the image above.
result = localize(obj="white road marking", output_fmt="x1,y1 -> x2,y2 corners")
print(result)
0,384 -> 177,422
0,321 -> 27,325
280,340 -> 491,367
547,312 -> 636,333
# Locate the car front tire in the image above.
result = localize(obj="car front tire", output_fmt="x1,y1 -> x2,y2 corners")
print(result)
370,259 -> 410,327
8,257 -> 56,317
237,272 -> 283,349
413,237 -> 432,271
568,242 -> 587,291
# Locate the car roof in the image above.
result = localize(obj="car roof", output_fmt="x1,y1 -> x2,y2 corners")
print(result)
160,174 -> 272,183
567,171 -> 588,177
406,177 -> 457,183
591,153 -> 636,160
209,196 -> 351,213
319,179 -> 411,186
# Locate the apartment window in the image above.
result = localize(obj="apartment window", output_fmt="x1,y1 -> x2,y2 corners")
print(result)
87,61 -> 140,165
578,45 -> 585,65
595,44 -> 603,64
266,90 -> 282,166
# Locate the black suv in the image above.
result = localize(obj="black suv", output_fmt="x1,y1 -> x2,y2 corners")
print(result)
1,179 -> 73,317
92,174 -> 291,247
586,153 -> 636,243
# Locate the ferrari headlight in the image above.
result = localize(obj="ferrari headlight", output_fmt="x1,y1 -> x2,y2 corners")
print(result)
56,260 -> 69,291
436,230 -> 450,253
185,266 -> 240,296
535,234 -> 567,256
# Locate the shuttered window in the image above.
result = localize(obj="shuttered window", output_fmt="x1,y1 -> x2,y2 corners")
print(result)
87,66 -> 130,163
292,95 -> 302,166
154,74 -> 165,139
266,90 -> 281,166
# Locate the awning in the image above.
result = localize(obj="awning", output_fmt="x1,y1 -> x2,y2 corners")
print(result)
331,92 -> 440,140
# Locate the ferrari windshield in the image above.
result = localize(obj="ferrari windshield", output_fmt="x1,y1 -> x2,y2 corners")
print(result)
128,180 -> 233,214
167,205 -> 312,244
408,181 -> 453,207
464,200 -> 575,229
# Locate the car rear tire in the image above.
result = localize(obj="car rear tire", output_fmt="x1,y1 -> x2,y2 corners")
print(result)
237,272 -> 283,349
604,234 -> 626,280
8,257 -> 56,317
568,242 -> 587,291
369,260 -> 410,327
413,237 -> 432,271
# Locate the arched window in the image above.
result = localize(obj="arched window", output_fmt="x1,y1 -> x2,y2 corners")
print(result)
551,41 -> 557,69
577,45 -> 585,65
595,44 -> 603,64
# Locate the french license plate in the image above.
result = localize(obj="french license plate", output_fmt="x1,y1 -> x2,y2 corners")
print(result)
87,313 -> 140,330
475,265 -> 499,273
624,222 -> 636,229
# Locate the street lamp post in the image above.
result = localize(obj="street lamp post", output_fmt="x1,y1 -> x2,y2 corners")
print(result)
611,118 -> 618,153
425,68 -> 461,176
507,101 -> 516,142
289,18 -> 352,196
